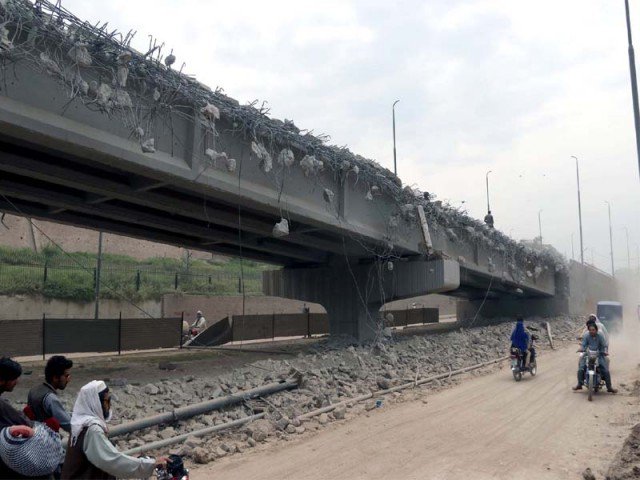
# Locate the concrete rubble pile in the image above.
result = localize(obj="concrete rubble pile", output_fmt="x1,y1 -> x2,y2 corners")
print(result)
7,316 -> 577,465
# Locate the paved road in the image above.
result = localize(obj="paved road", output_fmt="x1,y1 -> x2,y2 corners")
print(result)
194,341 -> 640,479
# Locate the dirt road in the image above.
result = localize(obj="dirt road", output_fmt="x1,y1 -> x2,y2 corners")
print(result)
194,342 -> 640,479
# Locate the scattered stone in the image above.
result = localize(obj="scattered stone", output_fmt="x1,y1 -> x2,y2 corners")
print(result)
159,427 -> 176,440
333,404 -> 347,420
318,413 -> 329,425
215,446 -> 228,458
582,468 -> 595,480
143,384 -> 159,395
285,424 -> 297,434
192,447 -> 210,464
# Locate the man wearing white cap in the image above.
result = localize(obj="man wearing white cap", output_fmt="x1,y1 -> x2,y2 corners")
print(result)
61,380 -> 167,479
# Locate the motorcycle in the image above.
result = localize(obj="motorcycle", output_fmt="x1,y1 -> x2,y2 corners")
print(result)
510,335 -> 538,381
579,348 -> 605,401
143,454 -> 189,480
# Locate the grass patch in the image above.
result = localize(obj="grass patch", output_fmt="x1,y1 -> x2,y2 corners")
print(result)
0,245 -> 269,302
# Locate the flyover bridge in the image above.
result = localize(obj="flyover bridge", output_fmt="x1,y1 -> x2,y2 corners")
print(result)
0,0 -> 560,340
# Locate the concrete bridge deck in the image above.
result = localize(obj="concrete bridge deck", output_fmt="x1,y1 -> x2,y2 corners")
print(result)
0,0 -> 563,340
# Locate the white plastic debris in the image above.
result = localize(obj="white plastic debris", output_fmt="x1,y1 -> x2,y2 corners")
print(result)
0,25 -> 12,51
251,142 -> 273,173
323,189 -> 334,204
118,51 -> 132,65
111,90 -> 132,108
39,52 -> 61,75
351,165 -> 360,175
365,190 -> 373,201
201,103 -> 220,121
204,149 -> 227,164
277,148 -> 295,167
226,158 -> 237,172
370,185 -> 381,195
96,83 -> 112,108
134,127 -> 145,138
153,88 -> 161,102
400,204 -> 415,219
141,138 -> 156,153
164,53 -> 176,67
300,155 -> 323,177
386,261 -> 394,271
116,65 -> 129,88
272,218 -> 289,238
67,43 -> 92,67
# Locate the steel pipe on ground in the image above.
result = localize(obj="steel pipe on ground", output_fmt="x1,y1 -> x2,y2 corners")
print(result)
123,413 -> 266,455
296,356 -> 509,421
109,376 -> 300,438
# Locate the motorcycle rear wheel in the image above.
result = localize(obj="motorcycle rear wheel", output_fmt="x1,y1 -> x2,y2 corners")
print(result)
529,362 -> 537,376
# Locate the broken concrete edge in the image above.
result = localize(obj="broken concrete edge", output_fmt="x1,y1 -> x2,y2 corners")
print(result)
295,356 -> 510,422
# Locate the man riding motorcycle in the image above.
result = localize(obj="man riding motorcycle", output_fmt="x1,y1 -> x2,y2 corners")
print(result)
580,314 -> 609,347
572,320 -> 617,393
510,317 -> 535,368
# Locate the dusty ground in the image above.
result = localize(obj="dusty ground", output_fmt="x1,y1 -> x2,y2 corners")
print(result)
194,338 -> 640,480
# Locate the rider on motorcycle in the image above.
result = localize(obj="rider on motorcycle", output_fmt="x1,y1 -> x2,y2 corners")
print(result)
572,320 -> 617,393
510,317 -> 534,367
580,314 -> 609,347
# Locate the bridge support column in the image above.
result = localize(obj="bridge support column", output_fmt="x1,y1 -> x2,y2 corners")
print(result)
263,258 -> 461,342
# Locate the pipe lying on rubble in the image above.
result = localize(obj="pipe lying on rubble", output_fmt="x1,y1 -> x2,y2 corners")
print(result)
296,356 -> 509,421
109,376 -> 301,438
123,413 -> 266,455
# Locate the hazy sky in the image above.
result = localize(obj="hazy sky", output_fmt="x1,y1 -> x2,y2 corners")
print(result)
64,0 -> 640,273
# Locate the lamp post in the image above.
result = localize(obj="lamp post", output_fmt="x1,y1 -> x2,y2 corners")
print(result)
538,210 -> 543,244
605,201 -> 615,277
94,231 -> 103,320
392,100 -> 400,176
571,233 -> 575,261
571,156 -> 584,264
485,170 -> 492,214
625,0 -> 640,179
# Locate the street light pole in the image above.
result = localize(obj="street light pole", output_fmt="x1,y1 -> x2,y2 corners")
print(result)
571,233 -> 575,261
605,201 -> 615,277
625,0 -> 640,179
392,100 -> 400,176
571,156 -> 584,264
485,170 -> 492,214
538,210 -> 543,244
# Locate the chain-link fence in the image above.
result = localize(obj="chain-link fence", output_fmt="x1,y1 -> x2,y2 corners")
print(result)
0,248 -> 263,301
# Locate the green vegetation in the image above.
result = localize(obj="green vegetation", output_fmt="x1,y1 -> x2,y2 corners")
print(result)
0,245 -> 267,302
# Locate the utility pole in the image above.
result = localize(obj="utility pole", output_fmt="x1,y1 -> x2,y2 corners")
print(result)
625,0 -> 640,179
94,231 -> 103,321
605,201 -> 615,277
538,210 -> 543,244
571,233 -> 575,261
485,170 -> 492,214
392,100 -> 400,176
571,156 -> 584,264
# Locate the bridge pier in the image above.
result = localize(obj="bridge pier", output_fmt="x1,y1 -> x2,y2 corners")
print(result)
263,258 -> 460,342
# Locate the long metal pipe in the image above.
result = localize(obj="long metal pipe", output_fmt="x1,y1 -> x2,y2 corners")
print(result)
109,377 -> 300,438
296,356 -> 509,422
123,413 -> 266,455
606,201 -> 615,277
